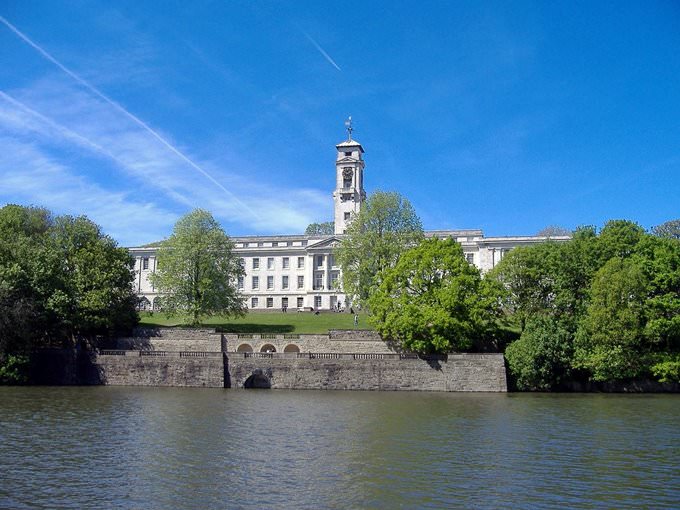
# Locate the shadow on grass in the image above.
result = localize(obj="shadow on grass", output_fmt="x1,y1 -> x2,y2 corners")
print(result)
214,323 -> 295,334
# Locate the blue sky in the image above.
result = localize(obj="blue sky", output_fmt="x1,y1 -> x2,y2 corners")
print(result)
1,1 -> 679,246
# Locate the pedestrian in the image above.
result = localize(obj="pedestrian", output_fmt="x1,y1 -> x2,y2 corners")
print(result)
354,314 -> 359,328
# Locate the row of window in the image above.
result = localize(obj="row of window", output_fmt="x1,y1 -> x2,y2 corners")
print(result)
250,295 -> 329,309
240,275 -> 305,291
245,255 -> 337,271
239,271 -> 340,291
235,240 -> 308,249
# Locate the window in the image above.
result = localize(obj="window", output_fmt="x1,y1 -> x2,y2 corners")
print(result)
267,257 -> 274,270
330,271 -> 339,289
344,212 -> 350,221
237,276 -> 244,289
282,297 -> 288,308
252,258 -> 260,270
252,276 -> 259,289
143,257 -> 149,270
266,297 -> 273,308
344,151 -> 352,156
316,255 -> 323,268
330,254 -> 336,267
297,297 -> 304,308
297,256 -> 305,269
314,272 -> 324,290
297,275 -> 304,289
282,257 -> 289,269
267,276 -> 274,290
239,258 -> 245,267
251,297 -> 258,308
466,253 -> 474,264
314,296 -> 322,309
282,275 -> 289,289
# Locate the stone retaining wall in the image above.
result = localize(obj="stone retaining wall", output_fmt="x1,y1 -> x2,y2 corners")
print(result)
94,352 -> 224,387
115,328 -> 223,352
226,353 -> 507,392
225,333 -> 394,354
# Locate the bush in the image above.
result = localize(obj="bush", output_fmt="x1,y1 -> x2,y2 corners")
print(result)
505,316 -> 574,391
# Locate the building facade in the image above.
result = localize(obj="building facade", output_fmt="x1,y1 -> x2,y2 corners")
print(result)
129,125 -> 568,311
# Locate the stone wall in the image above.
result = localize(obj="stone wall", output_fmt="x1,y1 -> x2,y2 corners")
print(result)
94,352 -> 224,388
226,353 -> 507,392
114,328 -> 222,352
224,331 -> 394,354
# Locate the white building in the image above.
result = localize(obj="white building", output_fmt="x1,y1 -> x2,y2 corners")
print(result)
129,122 -> 568,311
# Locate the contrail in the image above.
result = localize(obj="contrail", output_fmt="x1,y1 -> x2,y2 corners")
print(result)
0,90 -> 194,208
303,32 -> 342,71
0,15 -> 260,220
0,90 -> 129,167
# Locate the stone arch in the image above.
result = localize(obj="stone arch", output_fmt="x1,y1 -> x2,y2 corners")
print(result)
236,343 -> 253,353
260,344 -> 277,353
137,297 -> 151,311
244,370 -> 271,389
283,344 -> 300,353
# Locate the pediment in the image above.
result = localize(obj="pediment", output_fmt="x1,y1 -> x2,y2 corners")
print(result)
338,156 -> 356,163
307,236 -> 341,250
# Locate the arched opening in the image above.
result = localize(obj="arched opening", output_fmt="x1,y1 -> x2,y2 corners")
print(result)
136,297 -> 151,311
237,343 -> 253,353
283,344 -> 300,353
260,344 -> 277,353
244,370 -> 271,389
152,297 -> 162,311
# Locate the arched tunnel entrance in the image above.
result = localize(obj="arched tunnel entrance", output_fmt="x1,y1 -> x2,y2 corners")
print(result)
244,369 -> 271,389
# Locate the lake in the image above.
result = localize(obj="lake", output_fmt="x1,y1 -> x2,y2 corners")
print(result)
1,387 -> 678,509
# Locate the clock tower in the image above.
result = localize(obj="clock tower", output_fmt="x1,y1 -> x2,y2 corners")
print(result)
333,117 -> 366,234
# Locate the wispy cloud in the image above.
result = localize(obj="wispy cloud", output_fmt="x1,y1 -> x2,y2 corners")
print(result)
0,78 -> 331,238
0,16 -> 334,242
303,31 -> 342,71
0,136 -> 178,246
0,15 -> 259,221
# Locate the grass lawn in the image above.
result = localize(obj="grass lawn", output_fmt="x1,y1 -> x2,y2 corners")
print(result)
138,310 -> 372,334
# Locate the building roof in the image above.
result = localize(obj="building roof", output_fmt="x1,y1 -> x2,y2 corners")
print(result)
336,139 -> 364,152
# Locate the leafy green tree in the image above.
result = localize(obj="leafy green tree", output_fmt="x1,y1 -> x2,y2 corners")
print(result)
337,191 -> 423,306
597,219 -> 645,261
367,238 -> 501,353
49,216 -> 138,338
488,242 -> 561,330
150,209 -> 245,325
652,219 -> 680,240
305,221 -> 334,235
505,316 -> 574,391
0,205 -> 53,357
574,257 -> 649,381
0,205 -> 138,383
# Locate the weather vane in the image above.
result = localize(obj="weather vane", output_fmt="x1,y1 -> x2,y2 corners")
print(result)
344,116 -> 353,141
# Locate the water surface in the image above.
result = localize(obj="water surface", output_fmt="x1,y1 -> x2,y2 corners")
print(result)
1,387 -> 678,509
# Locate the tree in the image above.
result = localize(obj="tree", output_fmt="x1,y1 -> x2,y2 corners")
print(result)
652,219 -> 680,240
536,225 -> 571,237
505,316 -> 574,391
150,209 -> 245,325
305,222 -> 334,235
48,215 -> 138,338
574,257 -> 649,381
367,238 -> 501,353
0,205 -> 138,383
336,191 -> 423,306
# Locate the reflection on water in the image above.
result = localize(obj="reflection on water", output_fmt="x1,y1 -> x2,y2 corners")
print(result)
1,388 -> 678,509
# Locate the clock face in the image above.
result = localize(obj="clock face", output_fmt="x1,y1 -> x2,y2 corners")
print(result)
343,168 -> 353,180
